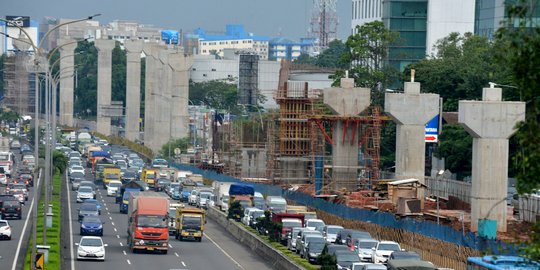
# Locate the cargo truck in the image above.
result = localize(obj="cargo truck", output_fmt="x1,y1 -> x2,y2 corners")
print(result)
228,183 -> 255,210
175,207 -> 205,242
141,168 -> 158,188
127,192 -> 170,253
213,182 -> 232,212
271,213 -> 305,244
102,167 -> 121,188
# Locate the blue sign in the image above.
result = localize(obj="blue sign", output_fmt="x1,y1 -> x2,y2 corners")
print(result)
161,30 -> 179,44
425,115 -> 439,142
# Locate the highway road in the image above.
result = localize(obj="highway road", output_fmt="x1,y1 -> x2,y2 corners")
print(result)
0,150 -> 40,270
61,157 -> 274,270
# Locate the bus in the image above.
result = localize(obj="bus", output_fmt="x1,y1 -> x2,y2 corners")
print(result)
467,255 -> 540,270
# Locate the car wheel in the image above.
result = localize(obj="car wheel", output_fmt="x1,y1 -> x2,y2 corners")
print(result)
8,236 -> 11,240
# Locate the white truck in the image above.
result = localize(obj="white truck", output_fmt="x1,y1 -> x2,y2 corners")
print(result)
213,182 -> 232,212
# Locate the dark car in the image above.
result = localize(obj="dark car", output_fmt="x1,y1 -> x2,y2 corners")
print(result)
1,199 -> 22,219
121,171 -> 138,183
78,203 -> 99,222
346,230 -> 372,248
69,172 -> 85,183
335,229 -> 354,245
304,237 -> 327,263
335,250 -> 361,270
326,244 -> 349,256
19,173 -> 33,187
170,187 -> 181,200
80,216 -> 104,236
154,178 -> 171,192
389,251 -> 421,261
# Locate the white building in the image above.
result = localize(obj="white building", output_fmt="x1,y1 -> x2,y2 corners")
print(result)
1,17 -> 39,54
351,0 -> 383,34
195,25 -> 269,60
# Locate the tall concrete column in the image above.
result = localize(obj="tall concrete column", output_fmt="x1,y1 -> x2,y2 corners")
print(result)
94,39 -> 115,136
58,38 -> 77,127
153,48 -> 173,150
169,51 -> 192,139
124,40 -> 144,141
324,78 -> 371,190
385,82 -> 439,202
459,87 -> 525,232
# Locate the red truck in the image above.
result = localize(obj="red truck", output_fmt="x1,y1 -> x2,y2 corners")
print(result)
127,192 -> 170,254
272,213 -> 305,245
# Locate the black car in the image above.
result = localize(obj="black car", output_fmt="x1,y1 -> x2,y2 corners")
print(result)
19,173 -> 33,187
326,244 -> 349,256
335,229 -> 353,245
335,250 -> 361,269
69,172 -> 85,183
389,250 -> 421,261
154,178 -> 171,192
78,203 -> 99,222
1,199 -> 22,219
121,171 -> 138,183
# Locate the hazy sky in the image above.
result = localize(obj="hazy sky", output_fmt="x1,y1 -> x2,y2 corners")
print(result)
3,0 -> 352,40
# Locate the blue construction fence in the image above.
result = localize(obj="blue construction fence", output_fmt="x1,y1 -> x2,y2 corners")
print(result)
172,163 -> 521,255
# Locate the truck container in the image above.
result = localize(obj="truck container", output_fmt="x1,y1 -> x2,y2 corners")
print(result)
265,196 -> 287,213
286,205 -> 308,214
213,182 -> 232,212
0,137 -> 10,152
271,213 -> 305,244
127,192 -> 170,253
0,151 -> 14,177
175,207 -> 205,242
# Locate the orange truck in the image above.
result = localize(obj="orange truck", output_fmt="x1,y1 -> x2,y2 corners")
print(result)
127,192 -> 170,254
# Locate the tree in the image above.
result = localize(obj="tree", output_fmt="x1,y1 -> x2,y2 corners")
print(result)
111,42 -> 127,104
406,32 -> 513,111
294,53 -> 316,66
317,244 -> 337,270
159,137 -> 191,159
334,21 -> 400,105
436,124 -> 472,179
52,150 -> 68,173
74,40 -> 98,117
189,80 -> 244,114
316,40 -> 348,69
227,201 -> 244,221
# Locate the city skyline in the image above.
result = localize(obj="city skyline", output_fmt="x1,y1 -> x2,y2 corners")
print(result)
3,0 -> 352,40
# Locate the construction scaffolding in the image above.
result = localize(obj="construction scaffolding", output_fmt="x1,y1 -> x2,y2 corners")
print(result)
3,53 -> 36,115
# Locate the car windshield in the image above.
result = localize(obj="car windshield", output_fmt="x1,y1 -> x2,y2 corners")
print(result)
109,182 -> 122,188
393,252 -> 420,259
4,201 -> 19,207
80,204 -> 98,211
307,220 -> 324,227
337,253 -> 361,262
283,220 -> 302,228
80,238 -> 103,247
183,216 -> 202,228
252,211 -> 264,219
359,241 -> 378,249
351,232 -> 371,239
168,209 -> 177,218
0,221 -> 7,226
310,243 -> 326,251
379,243 -> 400,251
84,217 -> 102,223
200,193 -> 212,199
78,187 -> 92,193
71,172 -> 84,178
146,173 -> 155,179
327,227 -> 342,234
137,215 -> 167,228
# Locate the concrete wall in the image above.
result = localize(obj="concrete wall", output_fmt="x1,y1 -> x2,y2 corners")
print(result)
206,206 -> 304,270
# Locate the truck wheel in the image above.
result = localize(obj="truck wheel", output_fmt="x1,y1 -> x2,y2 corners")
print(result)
162,250 -> 168,255
197,237 -> 202,242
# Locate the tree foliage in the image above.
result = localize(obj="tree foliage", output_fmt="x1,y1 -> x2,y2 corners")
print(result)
53,150 -> 68,173
159,137 -> 191,159
189,80 -> 244,114
436,124 -> 472,179
295,40 -> 348,69
406,33 -> 513,111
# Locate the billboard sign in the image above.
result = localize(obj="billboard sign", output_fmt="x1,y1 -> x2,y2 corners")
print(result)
161,30 -> 179,45
5,16 -> 30,27
425,115 -> 439,143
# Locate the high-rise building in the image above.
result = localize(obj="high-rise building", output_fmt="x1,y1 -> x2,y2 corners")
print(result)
475,0 -> 540,40
351,0 -> 474,71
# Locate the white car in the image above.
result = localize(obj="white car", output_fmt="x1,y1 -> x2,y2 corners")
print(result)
188,190 -> 199,205
0,174 -> 7,185
0,220 -> 12,240
77,186 -> 95,203
76,236 -> 107,261
69,165 -> 85,176
323,225 -> 344,243
305,219 -> 326,232
106,181 -> 122,197
371,241 -> 402,264
354,238 -> 379,262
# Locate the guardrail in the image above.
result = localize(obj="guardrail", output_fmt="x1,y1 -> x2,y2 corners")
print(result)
206,206 -> 305,270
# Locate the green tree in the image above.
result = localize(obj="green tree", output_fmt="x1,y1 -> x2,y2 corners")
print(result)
316,40 -> 348,69
52,150 -> 68,173
436,124 -> 472,179
111,42 -> 127,104
189,80 -> 244,113
406,32 -> 513,111
294,53 -> 316,66
74,40 -> 98,117
317,244 -> 337,270
159,137 -> 191,159
495,0 -> 540,260
334,21 -> 400,105
227,201 -> 244,221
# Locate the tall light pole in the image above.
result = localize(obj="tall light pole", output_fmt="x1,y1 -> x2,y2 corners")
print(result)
0,14 -> 100,268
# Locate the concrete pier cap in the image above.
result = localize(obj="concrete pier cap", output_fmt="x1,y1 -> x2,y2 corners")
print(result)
459,87 -> 525,233
324,78 -> 371,116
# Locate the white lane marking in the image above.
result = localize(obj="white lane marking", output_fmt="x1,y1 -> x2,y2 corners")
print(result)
126,259 -> 131,265
204,233 -> 245,270
117,235 -> 120,239
66,170 -> 77,270
182,261 -> 186,267
103,203 -> 107,207
107,212 -> 110,215
123,250 -> 127,255
111,221 -> 115,226
120,242 -> 123,247
168,243 -> 173,248
174,252 -> 179,257
114,228 -> 117,232
106,207 -> 109,211
109,216 -> 113,220
11,169 -> 43,270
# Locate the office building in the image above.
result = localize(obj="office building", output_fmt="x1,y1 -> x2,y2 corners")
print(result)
196,25 -> 270,60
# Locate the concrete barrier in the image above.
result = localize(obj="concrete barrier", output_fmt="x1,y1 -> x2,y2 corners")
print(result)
206,206 -> 305,270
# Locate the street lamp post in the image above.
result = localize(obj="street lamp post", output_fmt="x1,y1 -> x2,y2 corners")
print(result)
0,14 -> 100,268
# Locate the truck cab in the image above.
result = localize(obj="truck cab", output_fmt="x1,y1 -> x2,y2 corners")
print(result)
127,192 -> 170,253
141,169 -> 158,188
175,207 -> 205,242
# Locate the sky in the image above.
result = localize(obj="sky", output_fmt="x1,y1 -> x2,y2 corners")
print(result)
2,0 -> 352,40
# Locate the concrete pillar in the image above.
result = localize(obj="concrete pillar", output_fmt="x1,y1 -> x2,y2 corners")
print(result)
324,78 -> 371,190
385,82 -> 439,202
168,51 -> 192,140
94,39 -> 115,136
152,48 -> 174,151
142,43 -> 166,150
124,40 -> 144,141
57,38 -> 77,127
459,87 -> 525,232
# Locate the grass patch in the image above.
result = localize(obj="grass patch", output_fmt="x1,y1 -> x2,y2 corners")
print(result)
24,173 -> 62,270
242,223 -> 319,270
